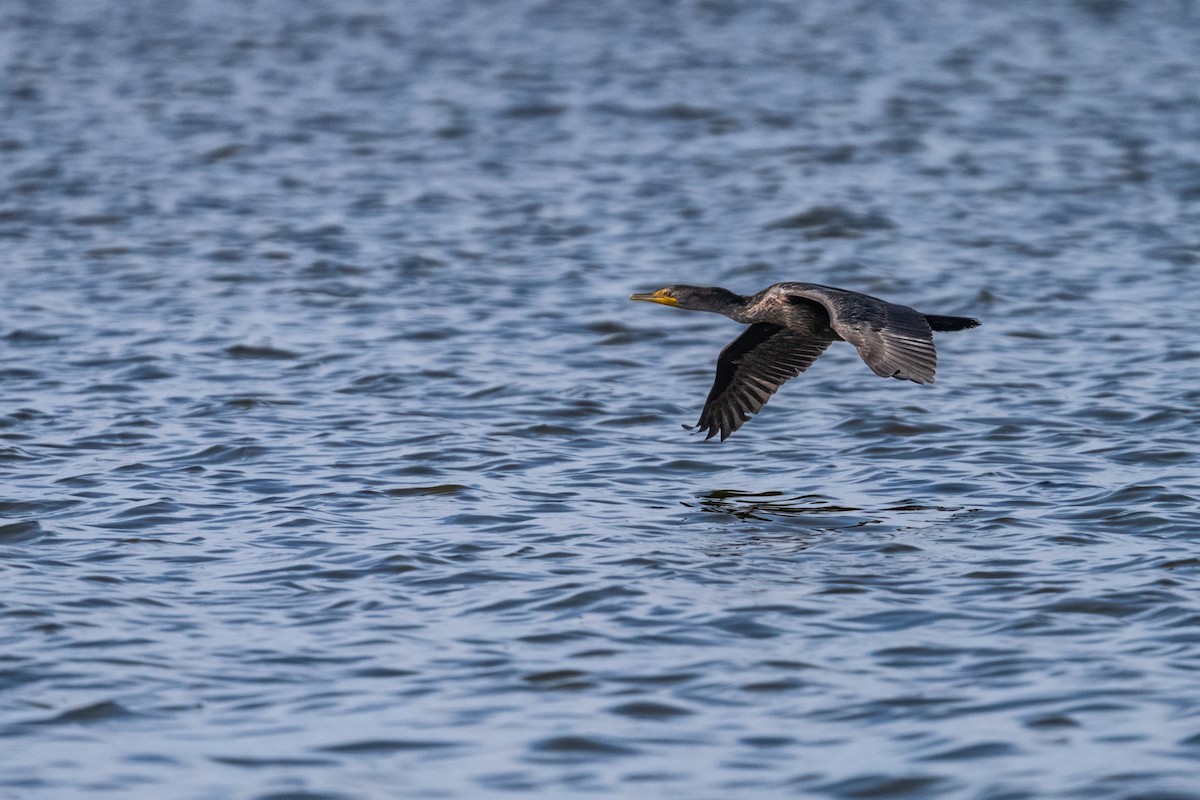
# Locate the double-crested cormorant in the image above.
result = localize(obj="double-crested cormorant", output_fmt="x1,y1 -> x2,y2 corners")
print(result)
630,282 -> 980,441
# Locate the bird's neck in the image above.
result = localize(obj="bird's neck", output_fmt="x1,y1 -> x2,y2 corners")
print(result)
704,288 -> 753,322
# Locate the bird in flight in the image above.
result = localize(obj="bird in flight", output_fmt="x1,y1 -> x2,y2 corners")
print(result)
630,282 -> 979,441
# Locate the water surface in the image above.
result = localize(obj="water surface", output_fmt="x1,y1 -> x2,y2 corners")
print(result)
3,1 -> 1200,797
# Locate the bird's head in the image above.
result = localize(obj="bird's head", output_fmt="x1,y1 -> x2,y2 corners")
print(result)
629,285 -> 742,312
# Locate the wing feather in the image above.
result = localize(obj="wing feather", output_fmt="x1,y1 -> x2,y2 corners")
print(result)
694,323 -> 832,441
776,283 -> 938,384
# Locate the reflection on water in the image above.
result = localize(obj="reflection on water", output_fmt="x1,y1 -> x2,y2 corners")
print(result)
3,0 -> 1200,797
694,489 -> 867,522
692,489 -> 972,534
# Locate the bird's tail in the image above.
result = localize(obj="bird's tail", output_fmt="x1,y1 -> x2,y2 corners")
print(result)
924,314 -> 980,332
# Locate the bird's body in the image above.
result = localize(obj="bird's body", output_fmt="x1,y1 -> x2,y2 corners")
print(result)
630,282 -> 980,441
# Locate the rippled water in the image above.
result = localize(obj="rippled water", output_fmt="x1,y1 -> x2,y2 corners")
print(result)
3,1 -> 1200,797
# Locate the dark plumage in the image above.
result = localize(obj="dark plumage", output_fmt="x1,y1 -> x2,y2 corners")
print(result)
630,282 -> 980,441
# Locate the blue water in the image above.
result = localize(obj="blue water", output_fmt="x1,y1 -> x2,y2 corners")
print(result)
3,1 -> 1200,797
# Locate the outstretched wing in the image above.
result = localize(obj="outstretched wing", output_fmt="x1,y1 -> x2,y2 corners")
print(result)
694,323 -> 832,441
781,284 -> 938,384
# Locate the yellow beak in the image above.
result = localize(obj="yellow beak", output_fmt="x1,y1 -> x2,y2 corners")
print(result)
629,289 -> 678,307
